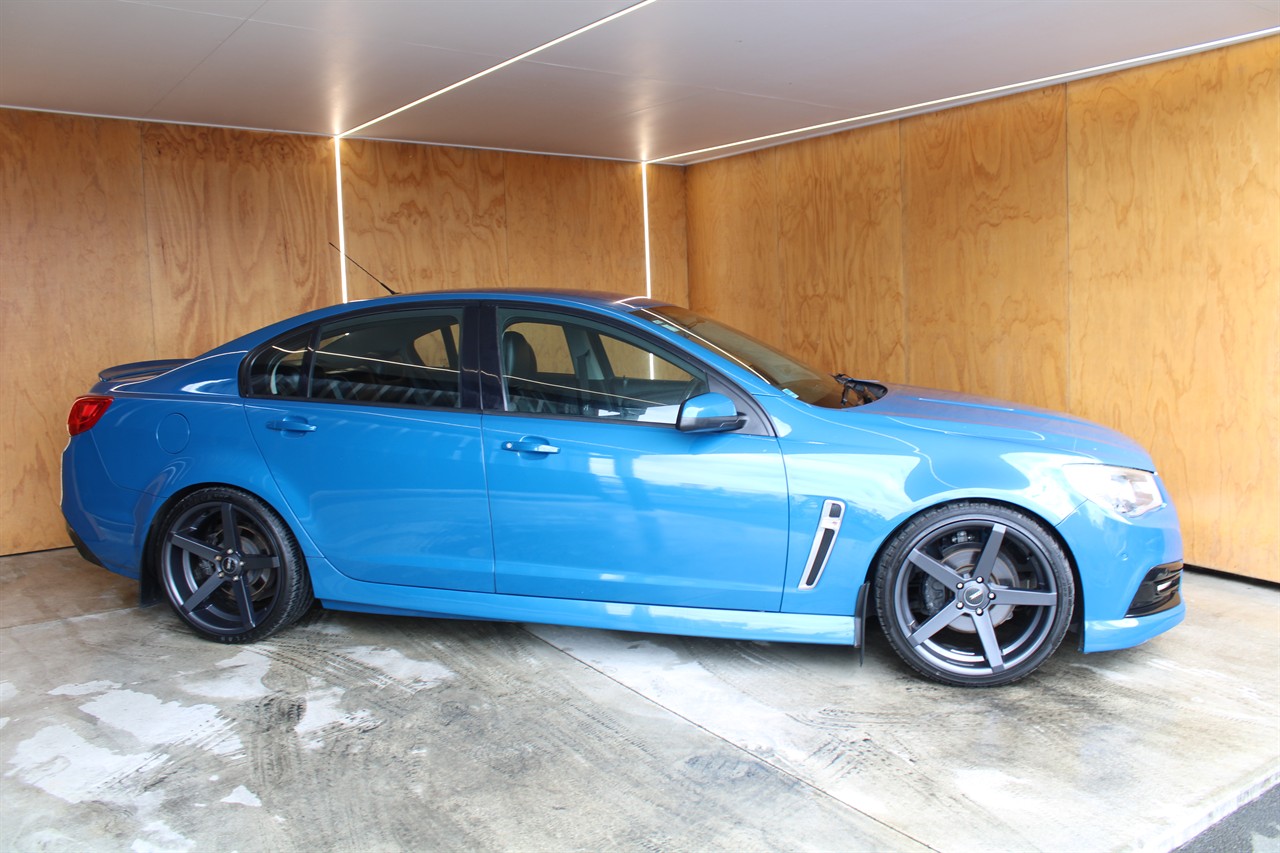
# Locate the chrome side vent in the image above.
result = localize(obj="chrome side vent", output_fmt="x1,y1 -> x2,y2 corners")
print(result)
799,500 -> 845,590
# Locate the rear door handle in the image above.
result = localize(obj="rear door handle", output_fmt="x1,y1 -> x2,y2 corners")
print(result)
266,418 -> 317,433
502,438 -> 559,455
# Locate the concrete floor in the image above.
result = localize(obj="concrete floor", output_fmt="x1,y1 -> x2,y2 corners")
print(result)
1,550 -> 1277,852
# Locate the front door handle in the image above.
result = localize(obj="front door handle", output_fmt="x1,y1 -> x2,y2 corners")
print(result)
266,418 -> 317,433
502,438 -> 559,455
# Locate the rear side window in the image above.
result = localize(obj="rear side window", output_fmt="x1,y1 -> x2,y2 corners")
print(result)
245,308 -> 465,409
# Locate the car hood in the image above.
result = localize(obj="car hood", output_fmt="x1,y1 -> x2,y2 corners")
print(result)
860,384 -> 1155,470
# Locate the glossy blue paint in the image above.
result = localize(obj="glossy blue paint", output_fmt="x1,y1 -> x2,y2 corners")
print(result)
482,412 -> 790,610
676,392 -> 743,432
305,557 -> 858,645
61,289 -> 1186,673
1082,605 -> 1185,652
243,401 -> 494,592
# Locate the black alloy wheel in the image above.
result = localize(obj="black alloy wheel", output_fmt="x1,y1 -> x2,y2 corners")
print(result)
874,502 -> 1074,687
156,487 -> 312,643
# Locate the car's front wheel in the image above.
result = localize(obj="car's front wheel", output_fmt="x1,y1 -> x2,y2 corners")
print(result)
874,502 -> 1074,687
155,487 -> 312,643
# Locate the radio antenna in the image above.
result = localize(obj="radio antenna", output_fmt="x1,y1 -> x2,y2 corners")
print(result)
328,242 -> 398,295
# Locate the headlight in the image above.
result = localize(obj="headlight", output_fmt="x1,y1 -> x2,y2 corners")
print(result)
1064,464 -> 1165,518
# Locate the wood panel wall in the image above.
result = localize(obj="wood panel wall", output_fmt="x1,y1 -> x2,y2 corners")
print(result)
339,140 -> 508,299
504,154 -> 645,291
778,123 -> 907,382
144,125 -> 339,357
0,112 -> 153,554
687,149 -> 783,346
903,86 -> 1070,410
339,142 -> 652,298
687,36 -> 1279,580
645,164 -> 689,306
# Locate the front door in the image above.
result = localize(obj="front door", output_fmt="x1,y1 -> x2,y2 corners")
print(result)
482,307 -> 790,611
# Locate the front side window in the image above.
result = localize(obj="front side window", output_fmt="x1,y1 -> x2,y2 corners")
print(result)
497,309 -> 707,424
246,308 -> 464,408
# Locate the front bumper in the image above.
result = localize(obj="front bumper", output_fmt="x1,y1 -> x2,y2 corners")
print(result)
1055,500 -> 1185,654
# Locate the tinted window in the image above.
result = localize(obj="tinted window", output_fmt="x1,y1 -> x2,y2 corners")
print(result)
245,331 -> 310,398
246,308 -> 464,409
497,309 -> 707,424
633,305 -> 849,408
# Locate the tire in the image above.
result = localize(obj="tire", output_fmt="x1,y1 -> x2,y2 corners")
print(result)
874,502 -> 1074,687
155,487 -> 313,643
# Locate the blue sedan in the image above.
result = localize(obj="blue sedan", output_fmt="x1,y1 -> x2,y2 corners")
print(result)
62,290 -> 1184,686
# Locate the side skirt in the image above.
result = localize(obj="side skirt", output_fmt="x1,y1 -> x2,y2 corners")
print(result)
309,559 -> 857,646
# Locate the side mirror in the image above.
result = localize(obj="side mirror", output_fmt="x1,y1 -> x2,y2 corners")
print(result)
677,392 -> 747,433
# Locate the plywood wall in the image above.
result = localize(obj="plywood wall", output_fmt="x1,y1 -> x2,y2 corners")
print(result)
687,36 -> 1279,580
645,164 -> 690,307
144,125 -> 340,356
778,123 -> 906,383
687,149 -> 783,347
339,142 -> 651,298
504,153 -> 645,291
0,112 -> 153,555
903,86 -> 1070,410
339,140 -> 508,298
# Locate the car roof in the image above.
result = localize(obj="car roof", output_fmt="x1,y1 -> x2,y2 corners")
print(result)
204,289 -> 671,357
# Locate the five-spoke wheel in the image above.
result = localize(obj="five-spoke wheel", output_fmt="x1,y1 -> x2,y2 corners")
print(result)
875,502 -> 1074,687
155,487 -> 312,643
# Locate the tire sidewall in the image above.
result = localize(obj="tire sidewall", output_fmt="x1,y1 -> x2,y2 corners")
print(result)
874,501 -> 1075,687
154,486 -> 310,644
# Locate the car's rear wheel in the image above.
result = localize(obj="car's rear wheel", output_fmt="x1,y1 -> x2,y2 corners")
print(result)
156,487 -> 312,643
874,502 -> 1074,687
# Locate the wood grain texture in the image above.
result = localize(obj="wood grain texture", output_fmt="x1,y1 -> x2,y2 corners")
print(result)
645,164 -> 690,306
1067,36 -> 1279,578
902,86 -> 1070,410
143,124 -> 339,357
504,154 -> 645,293
686,149 -> 784,348
776,124 -> 906,380
0,111 -> 153,553
340,140 -> 508,299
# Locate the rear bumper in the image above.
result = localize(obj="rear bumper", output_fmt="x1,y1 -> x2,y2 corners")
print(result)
61,435 -> 147,580
65,523 -> 106,569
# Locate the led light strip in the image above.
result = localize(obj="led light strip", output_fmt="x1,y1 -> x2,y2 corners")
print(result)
647,26 -> 1280,165
641,161 -> 652,299
331,0 -> 659,301
340,0 -> 658,140
333,137 -> 350,303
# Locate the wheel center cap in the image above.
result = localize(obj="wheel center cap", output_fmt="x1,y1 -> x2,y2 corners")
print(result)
223,553 -> 243,575
962,585 -> 987,608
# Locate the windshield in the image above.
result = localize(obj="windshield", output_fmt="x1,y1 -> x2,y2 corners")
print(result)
632,305 -> 856,408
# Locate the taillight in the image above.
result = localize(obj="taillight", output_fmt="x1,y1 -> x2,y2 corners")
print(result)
68,396 -> 113,436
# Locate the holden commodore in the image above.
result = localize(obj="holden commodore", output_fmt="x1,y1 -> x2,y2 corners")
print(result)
62,290 -> 1184,686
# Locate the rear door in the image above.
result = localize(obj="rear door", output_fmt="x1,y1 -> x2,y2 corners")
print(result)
243,304 -> 494,592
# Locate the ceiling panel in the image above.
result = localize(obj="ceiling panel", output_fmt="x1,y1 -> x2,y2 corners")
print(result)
146,19 -> 497,134
1,0 -> 1276,163
0,0 -> 246,118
